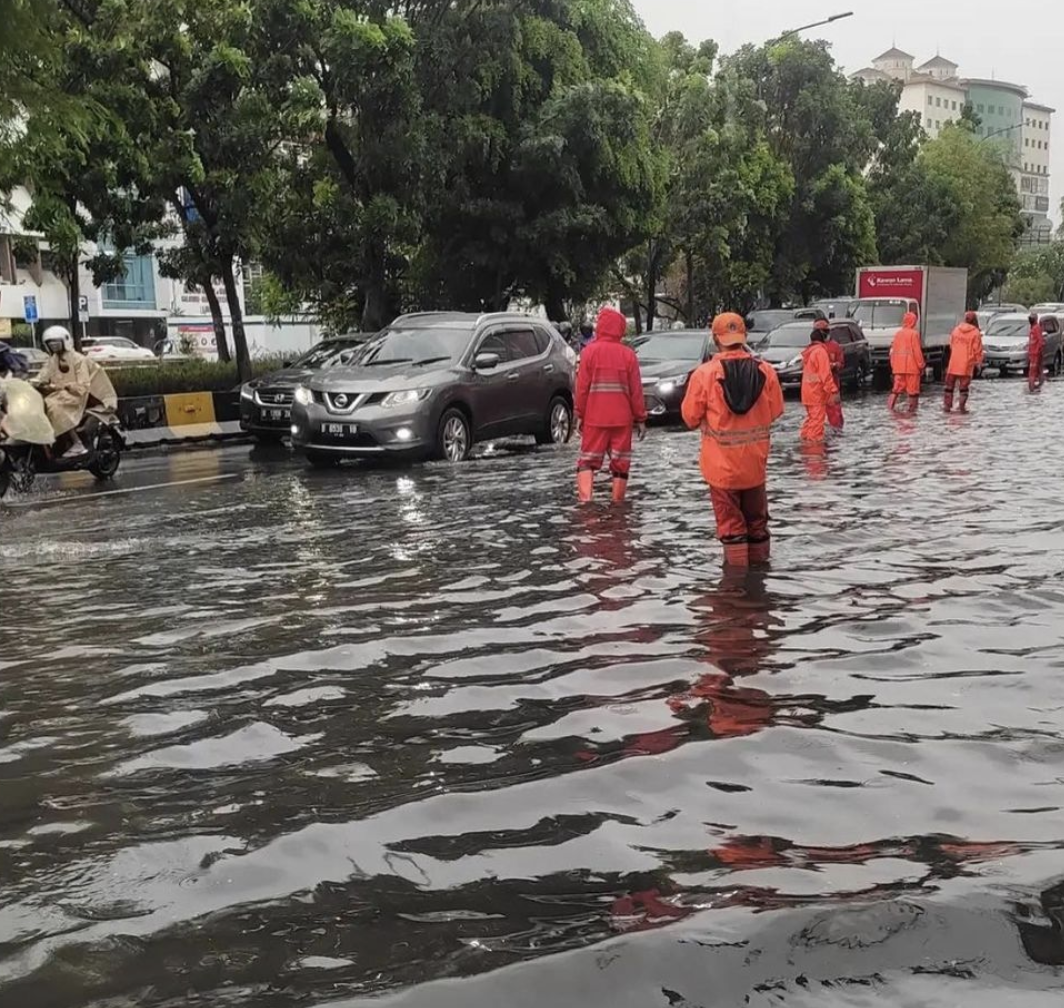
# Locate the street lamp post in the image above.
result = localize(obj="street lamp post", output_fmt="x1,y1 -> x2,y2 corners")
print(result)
981,123 -> 1024,142
777,11 -> 854,40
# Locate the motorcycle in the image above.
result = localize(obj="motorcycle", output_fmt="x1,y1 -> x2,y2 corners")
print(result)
0,407 -> 125,498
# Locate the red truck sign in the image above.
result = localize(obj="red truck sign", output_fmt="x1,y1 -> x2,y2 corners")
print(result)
856,268 -> 926,305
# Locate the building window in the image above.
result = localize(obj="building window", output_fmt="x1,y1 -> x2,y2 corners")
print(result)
927,95 -> 933,106
952,100 -> 957,110
926,116 -> 932,127
936,120 -> 941,129
101,254 -> 157,310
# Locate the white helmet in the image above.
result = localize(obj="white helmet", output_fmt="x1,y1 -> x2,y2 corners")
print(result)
42,325 -> 73,355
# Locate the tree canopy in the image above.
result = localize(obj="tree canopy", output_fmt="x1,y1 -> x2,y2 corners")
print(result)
1,2 -> 1034,356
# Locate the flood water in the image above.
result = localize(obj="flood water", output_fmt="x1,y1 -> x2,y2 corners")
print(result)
3,381 -> 1064,1007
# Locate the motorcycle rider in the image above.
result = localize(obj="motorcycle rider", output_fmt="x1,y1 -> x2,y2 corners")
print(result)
34,325 -> 92,457
0,341 -> 29,378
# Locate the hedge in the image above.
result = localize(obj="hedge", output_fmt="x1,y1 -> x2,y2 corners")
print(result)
107,357 -> 287,398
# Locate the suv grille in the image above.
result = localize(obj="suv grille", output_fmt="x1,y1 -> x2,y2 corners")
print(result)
255,387 -> 294,407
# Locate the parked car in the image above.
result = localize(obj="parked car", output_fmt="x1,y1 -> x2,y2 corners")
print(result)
82,336 -> 156,363
982,313 -> 1063,377
290,312 -> 576,466
746,310 -> 797,348
239,334 -> 370,440
631,329 -> 713,419
809,297 -> 857,319
1031,303 -> 1064,316
755,320 -> 871,390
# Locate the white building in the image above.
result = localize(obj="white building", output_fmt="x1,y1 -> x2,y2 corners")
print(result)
899,76 -> 968,139
1,187 -> 322,354
853,48 -> 1056,242
1020,101 -> 1054,244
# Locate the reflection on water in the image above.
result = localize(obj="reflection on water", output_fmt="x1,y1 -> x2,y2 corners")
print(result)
2,384 -> 1064,1006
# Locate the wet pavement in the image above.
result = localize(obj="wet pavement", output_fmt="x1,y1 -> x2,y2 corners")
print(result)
3,381 -> 1064,1007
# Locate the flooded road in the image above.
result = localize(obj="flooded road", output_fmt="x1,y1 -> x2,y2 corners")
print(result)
3,381 -> 1064,1007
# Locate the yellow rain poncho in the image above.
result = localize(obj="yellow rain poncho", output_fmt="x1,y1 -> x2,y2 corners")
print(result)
35,349 -> 93,436
0,378 -> 56,445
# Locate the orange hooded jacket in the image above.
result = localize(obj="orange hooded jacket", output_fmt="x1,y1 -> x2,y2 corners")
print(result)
681,348 -> 784,490
575,308 -> 646,427
947,321 -> 984,377
890,313 -> 925,376
800,342 -> 838,406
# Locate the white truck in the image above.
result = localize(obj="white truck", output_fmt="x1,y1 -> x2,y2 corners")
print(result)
850,265 -> 968,380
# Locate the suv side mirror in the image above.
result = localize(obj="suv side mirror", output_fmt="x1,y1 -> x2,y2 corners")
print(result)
474,352 -> 501,370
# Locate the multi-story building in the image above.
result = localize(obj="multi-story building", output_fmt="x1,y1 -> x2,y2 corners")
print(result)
852,50 -> 1055,245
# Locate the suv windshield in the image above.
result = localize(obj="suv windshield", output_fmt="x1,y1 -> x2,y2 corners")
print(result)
747,311 -> 793,332
293,338 -> 366,369
851,302 -> 908,329
987,319 -> 1029,340
633,333 -> 706,361
357,326 -> 473,366
766,325 -> 812,348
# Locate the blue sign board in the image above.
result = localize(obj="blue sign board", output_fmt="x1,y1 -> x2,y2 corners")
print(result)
23,295 -> 38,323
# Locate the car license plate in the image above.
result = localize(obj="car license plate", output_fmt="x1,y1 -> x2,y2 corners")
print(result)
324,423 -> 357,436
264,408 -> 290,421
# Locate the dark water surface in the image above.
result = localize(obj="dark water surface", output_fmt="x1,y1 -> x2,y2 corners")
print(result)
3,383 -> 1064,1007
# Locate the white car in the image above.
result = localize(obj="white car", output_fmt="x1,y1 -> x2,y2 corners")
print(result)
82,337 -> 156,363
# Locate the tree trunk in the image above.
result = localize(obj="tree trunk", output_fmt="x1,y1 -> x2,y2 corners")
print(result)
220,257 -> 251,382
685,251 -> 695,325
67,261 -> 82,351
645,240 -> 658,332
544,288 -> 566,326
202,278 -> 231,363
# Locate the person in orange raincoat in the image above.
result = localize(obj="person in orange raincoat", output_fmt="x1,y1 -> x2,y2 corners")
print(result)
575,307 -> 647,502
820,320 -> 845,430
888,311 -> 925,412
800,325 -> 839,442
681,313 -> 784,566
1028,313 -> 1046,392
944,311 -> 984,413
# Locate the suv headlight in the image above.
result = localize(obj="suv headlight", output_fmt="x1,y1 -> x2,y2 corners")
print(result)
294,385 -> 313,406
381,389 -> 429,408
240,383 -> 255,401
657,374 -> 689,395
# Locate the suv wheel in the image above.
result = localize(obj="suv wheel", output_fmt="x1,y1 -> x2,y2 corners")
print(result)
536,396 -> 573,445
437,408 -> 471,463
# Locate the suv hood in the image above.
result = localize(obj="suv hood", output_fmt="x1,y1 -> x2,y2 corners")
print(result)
759,345 -> 804,365
247,365 -> 320,389
311,361 -> 457,393
638,358 -> 703,380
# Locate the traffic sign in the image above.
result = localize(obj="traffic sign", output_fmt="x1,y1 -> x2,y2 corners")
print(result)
78,294 -> 90,322
23,295 -> 38,323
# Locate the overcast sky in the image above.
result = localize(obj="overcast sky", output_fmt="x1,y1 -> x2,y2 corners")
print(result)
631,0 -> 1062,226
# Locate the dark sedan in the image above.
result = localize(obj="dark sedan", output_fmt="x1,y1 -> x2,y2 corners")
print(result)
757,320 -> 871,390
239,335 -> 369,440
746,310 -> 797,348
631,329 -> 713,419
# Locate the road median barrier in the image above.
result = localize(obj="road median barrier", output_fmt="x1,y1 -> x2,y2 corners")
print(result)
118,391 -> 247,447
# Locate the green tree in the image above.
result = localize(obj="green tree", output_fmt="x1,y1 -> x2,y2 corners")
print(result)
721,39 -> 880,302
411,0 -> 664,321
1004,243 -> 1064,305
920,125 -> 1024,303
866,111 -> 962,265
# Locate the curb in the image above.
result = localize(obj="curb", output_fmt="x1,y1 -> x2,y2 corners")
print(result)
118,391 -> 251,448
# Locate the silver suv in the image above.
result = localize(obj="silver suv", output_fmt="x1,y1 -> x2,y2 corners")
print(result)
290,312 -> 577,466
